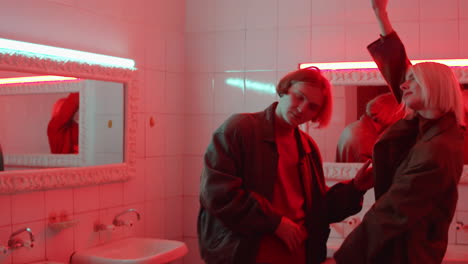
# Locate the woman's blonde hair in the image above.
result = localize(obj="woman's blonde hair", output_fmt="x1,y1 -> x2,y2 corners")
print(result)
410,62 -> 465,126
276,67 -> 333,128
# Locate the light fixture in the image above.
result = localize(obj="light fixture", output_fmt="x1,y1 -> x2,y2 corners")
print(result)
299,59 -> 468,70
0,75 -> 79,85
0,37 -> 135,69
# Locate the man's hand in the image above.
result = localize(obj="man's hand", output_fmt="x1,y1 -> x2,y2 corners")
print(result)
353,159 -> 374,191
274,217 -> 307,252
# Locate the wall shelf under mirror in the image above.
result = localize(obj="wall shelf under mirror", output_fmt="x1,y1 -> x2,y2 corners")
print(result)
300,63 -> 468,184
0,37 -> 137,193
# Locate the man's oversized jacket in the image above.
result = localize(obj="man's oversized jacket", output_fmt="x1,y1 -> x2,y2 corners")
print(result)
198,102 -> 365,264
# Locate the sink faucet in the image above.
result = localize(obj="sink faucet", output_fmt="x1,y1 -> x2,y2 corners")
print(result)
8,227 -> 34,249
113,208 -> 141,227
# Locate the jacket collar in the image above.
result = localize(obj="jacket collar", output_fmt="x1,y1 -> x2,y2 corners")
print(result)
261,102 -> 312,155
419,112 -> 458,142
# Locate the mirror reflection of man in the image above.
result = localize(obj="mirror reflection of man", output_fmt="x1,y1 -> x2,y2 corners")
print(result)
335,92 -> 403,162
47,92 -> 79,154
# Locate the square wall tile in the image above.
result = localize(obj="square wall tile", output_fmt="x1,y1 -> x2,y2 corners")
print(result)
144,199 -> 165,238
246,0 -> 278,30
391,22 -> 420,59
311,25 -> 345,62
460,20 -> 468,58
145,29 -> 166,71
312,0 -> 345,25
387,0 -> 419,22
145,157 -> 166,201
456,211 -> 468,244
45,218 -> 74,263
74,186 -> 100,213
0,226 -> 12,264
145,113 -> 166,157
345,23 -> 380,61
185,73 -> 215,114
73,211 -> 100,251
213,72 -> 245,114
185,0 -> 216,32
457,184 -> 468,211
45,188 -> 74,223
135,113 -> 147,158
123,158 -> 146,205
420,0 -> 458,21
183,156 -> 204,196
345,0 -> 375,24
166,32 -> 185,73
144,70 -> 166,114
164,157 -> 184,198
215,0 -> 247,31
278,28 -> 311,71
185,33 -> 216,73
164,197 -> 183,239
244,71 -> 277,112
0,195 -> 11,227
163,114 -> 185,156
278,0 -> 311,28
165,73 -> 185,115
245,29 -> 277,71
183,196 -> 200,237
420,21 -> 459,59
184,115 -> 213,155
215,31 -> 246,72
11,191 -> 45,224
99,183 -> 124,209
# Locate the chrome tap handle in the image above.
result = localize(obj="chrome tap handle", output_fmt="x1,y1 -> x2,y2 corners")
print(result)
8,227 -> 35,249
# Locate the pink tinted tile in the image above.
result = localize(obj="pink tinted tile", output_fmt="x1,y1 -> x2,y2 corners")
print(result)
144,199 -> 164,238
163,115 -> 184,156
278,0 -> 311,28
245,29 -> 277,70
185,33 -> 216,73
146,113 -> 166,157
183,196 -> 199,237
311,25 -> 345,62
213,72 -> 245,114
145,158 -> 166,201
183,156 -> 204,197
185,73 -> 215,114
144,70 -> 166,114
387,0 -> 419,22
420,21 -> 459,59
214,31 -> 246,72
278,28 -> 311,71
185,0 -> 216,32
0,226 -> 12,263
246,0 -> 278,29
244,71 -> 277,112
73,186 -> 100,213
165,73 -> 185,115
460,21 -> 468,58
136,113 -> 147,158
166,32 -> 185,73
45,189 -> 73,220
99,183 -> 124,209
345,23 -> 381,61
123,158 -> 146,205
312,0 -> 345,25
11,191 -> 45,224
73,211 -> 100,251
183,238 -> 204,264
45,218 -> 74,262
345,0 -> 376,24
145,29 -> 166,71
0,195 -> 11,226
184,115 -> 213,155
164,157 -> 183,198
420,0 -> 458,21
164,197 -> 183,239
215,0 -> 247,31
391,22 -> 420,59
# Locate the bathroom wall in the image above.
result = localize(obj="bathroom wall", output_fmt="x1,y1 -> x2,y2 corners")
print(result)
0,0 -> 185,263
183,0 -> 468,263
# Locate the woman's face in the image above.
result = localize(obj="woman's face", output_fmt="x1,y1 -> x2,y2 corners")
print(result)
276,82 -> 325,127
400,68 -> 424,111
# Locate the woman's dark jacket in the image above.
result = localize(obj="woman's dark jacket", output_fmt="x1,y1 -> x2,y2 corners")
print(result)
334,32 -> 464,264
198,102 -> 365,264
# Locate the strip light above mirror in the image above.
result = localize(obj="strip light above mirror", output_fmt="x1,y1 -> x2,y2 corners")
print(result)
0,37 -> 135,69
299,59 -> 468,70
0,75 -> 78,85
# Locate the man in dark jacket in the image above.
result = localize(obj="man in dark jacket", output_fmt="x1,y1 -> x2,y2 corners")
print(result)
198,67 -> 374,264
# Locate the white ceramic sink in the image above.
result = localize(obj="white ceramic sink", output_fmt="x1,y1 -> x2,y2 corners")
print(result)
70,237 -> 188,264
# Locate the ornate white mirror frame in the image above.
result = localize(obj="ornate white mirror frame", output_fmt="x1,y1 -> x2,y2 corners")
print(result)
320,66 -> 468,184
0,43 -> 137,193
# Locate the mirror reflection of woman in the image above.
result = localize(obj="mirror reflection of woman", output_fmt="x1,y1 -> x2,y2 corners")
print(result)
47,92 -> 79,154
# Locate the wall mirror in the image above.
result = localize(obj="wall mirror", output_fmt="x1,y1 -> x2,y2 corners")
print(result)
0,38 -> 137,193
309,66 -> 468,184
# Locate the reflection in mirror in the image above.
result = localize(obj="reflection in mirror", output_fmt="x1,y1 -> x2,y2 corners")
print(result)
0,73 -> 124,171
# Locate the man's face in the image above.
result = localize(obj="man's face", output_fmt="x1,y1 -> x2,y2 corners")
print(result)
276,82 -> 325,127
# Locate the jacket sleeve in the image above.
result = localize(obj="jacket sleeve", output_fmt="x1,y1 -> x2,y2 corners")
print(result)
325,180 -> 364,223
334,150 -> 455,263
367,31 -> 411,103
199,115 -> 282,236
